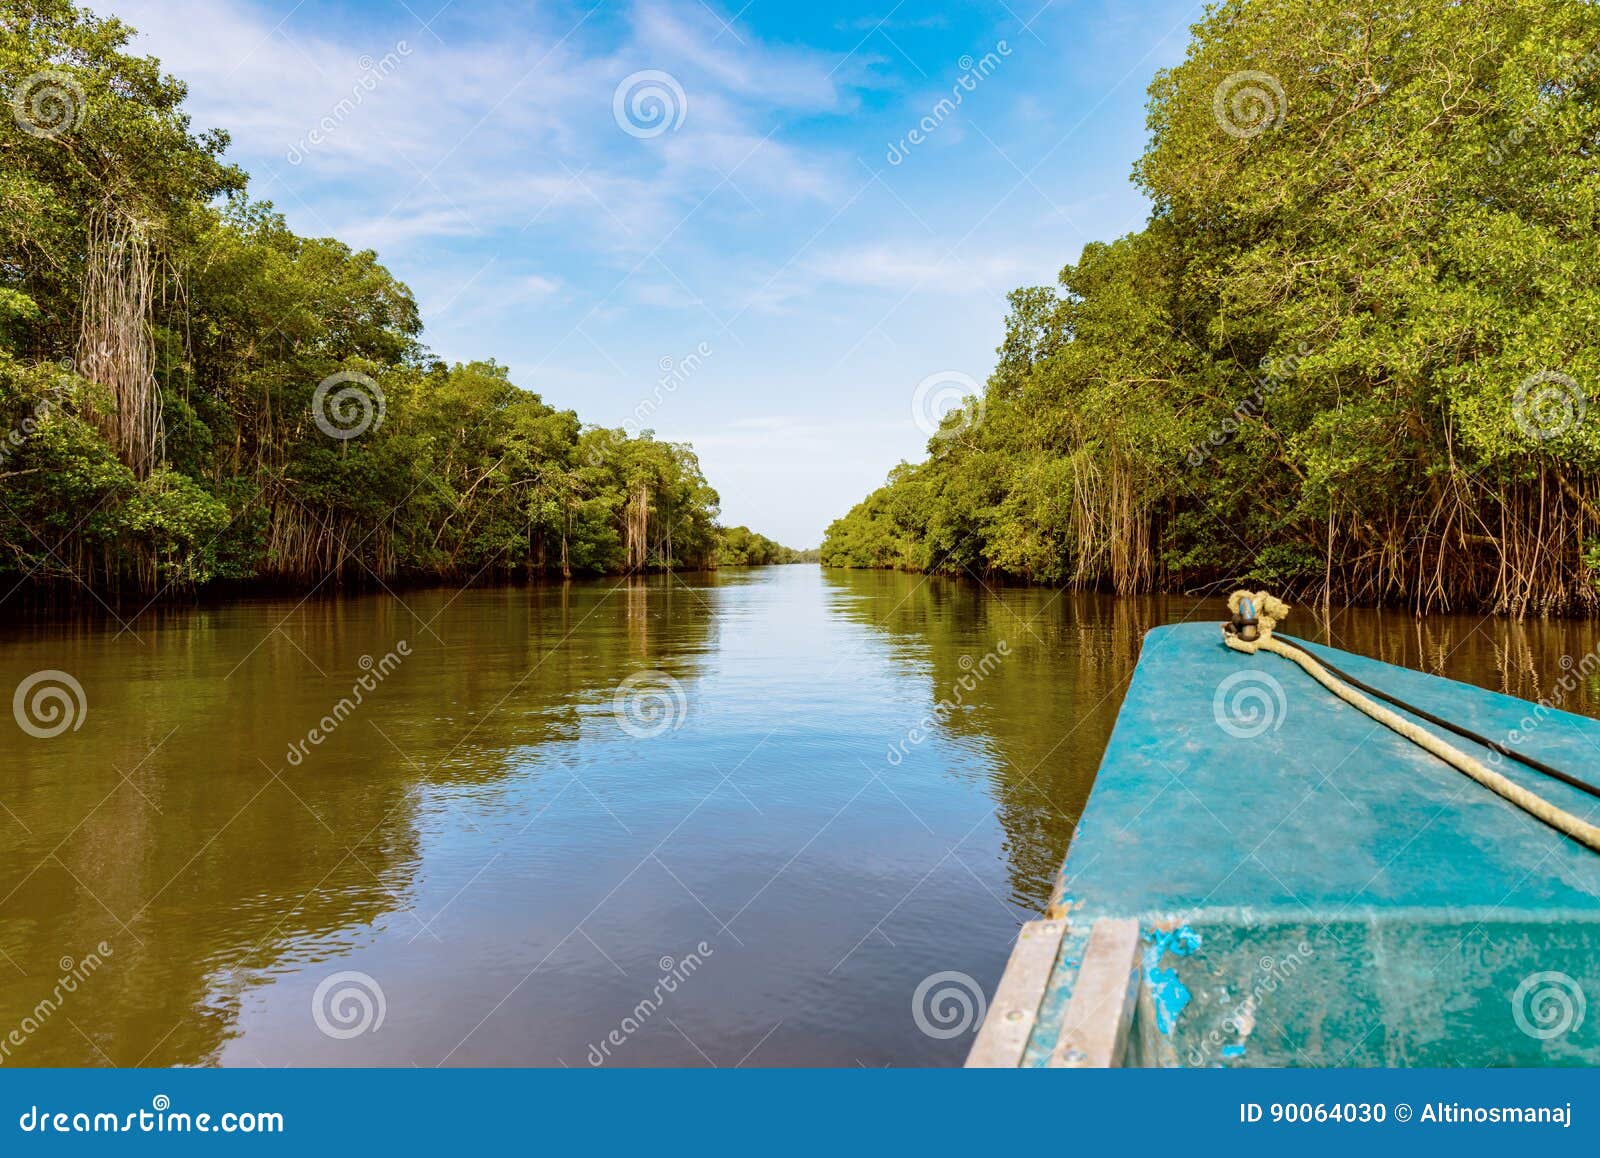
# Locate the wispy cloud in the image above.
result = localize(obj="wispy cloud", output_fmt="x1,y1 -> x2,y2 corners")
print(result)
807,244 -> 1034,294
835,14 -> 951,33
96,0 -> 854,256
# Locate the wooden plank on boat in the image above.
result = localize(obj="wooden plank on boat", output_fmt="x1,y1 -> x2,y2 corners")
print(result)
1048,917 -> 1141,1068
964,917 -> 1066,1068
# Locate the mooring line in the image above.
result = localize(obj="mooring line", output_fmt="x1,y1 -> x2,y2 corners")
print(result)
1221,590 -> 1600,854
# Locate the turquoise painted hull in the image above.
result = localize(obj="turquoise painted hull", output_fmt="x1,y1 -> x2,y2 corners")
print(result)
1020,622 -> 1600,1067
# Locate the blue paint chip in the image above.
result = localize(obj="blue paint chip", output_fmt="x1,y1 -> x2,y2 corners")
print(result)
1221,1044 -> 1246,1059
1143,926 -> 1203,1035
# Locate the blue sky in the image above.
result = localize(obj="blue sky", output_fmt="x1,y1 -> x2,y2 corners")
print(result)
90,0 -> 1202,547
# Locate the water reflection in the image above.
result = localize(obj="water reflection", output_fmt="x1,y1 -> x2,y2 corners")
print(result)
0,578 -> 718,1066
0,569 -> 1593,1067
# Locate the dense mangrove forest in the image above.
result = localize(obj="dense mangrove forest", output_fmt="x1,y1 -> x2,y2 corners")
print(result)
0,1 -> 801,601
823,0 -> 1600,617
715,526 -> 818,566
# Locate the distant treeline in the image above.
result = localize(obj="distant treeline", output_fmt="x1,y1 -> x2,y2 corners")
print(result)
716,526 -> 818,566
825,0 -> 1600,616
0,1 -> 798,600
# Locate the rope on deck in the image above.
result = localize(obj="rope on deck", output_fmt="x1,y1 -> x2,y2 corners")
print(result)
1222,589 -> 1600,855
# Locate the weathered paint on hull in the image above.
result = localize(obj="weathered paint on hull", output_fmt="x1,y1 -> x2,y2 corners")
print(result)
975,622 -> 1600,1067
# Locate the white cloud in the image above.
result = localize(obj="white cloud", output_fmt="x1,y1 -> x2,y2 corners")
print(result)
630,0 -> 845,110
514,274 -> 562,300
90,0 -> 853,258
806,243 -> 1033,296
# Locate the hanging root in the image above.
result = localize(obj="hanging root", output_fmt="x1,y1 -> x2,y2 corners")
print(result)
78,202 -> 163,477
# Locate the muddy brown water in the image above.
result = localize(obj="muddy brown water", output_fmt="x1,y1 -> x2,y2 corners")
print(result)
1,566 -> 1594,1066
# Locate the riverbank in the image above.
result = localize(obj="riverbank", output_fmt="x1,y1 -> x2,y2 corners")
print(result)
0,562 -> 819,623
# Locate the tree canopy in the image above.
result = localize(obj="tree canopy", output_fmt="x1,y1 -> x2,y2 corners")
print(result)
0,0 -> 799,598
715,525 -> 815,566
824,0 -> 1600,616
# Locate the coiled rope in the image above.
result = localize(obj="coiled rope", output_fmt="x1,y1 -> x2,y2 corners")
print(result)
1221,590 -> 1600,854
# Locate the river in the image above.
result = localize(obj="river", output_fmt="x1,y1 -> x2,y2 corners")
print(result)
1,566 -> 1595,1066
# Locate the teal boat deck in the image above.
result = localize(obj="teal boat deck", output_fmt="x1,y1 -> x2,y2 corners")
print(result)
969,622 -> 1600,1067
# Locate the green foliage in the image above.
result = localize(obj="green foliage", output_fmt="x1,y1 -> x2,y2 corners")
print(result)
716,525 -> 809,566
0,1 -> 778,596
825,0 -> 1600,615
